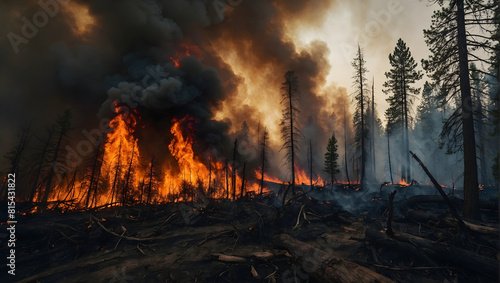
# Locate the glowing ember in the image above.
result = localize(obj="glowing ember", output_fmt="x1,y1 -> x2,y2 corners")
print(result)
398,179 -> 410,186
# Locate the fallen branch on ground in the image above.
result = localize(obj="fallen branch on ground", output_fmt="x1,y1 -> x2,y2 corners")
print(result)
410,151 -> 468,235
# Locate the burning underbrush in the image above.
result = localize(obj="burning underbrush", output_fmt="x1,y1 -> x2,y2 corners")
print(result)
4,182 -> 498,282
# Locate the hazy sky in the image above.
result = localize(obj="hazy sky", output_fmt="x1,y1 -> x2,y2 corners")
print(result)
292,0 -> 435,122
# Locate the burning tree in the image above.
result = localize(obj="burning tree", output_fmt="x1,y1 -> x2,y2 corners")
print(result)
280,70 -> 301,194
83,140 -> 105,208
41,110 -> 73,208
259,127 -> 270,197
383,38 -> 422,183
144,155 -> 161,205
324,132 -> 340,185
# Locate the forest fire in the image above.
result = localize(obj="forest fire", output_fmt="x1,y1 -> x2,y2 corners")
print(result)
1,0 -> 498,282
35,108 -> 282,210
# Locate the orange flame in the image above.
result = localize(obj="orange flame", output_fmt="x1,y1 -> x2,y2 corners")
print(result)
398,179 -> 410,186
170,43 -> 203,67
31,107 -> 326,211
294,165 -> 325,186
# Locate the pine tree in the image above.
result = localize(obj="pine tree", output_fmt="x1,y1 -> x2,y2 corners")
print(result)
280,70 -> 301,194
352,46 -> 369,188
384,38 -> 422,182
343,106 -> 351,185
422,0 -> 498,219
324,132 -> 340,185
370,80 -> 376,182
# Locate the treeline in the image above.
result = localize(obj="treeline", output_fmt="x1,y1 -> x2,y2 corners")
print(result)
340,0 -> 498,220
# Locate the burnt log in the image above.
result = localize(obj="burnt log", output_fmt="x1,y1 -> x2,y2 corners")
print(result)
365,229 -> 438,267
393,231 -> 498,280
440,217 -> 498,236
409,151 -> 467,234
408,209 -> 499,236
386,191 -> 397,235
407,208 -> 447,223
273,234 -> 393,283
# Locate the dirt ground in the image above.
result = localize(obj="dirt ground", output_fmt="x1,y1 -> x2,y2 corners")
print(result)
1,185 -> 498,282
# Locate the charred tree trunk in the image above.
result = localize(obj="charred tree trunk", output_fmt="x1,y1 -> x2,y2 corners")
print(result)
232,139 -> 237,200
257,122 -> 260,146
403,67 -> 410,181
29,130 -> 53,203
399,71 -> 406,183
359,54 -> 366,189
457,0 -> 480,220
371,80 -> 376,182
91,156 -> 104,208
240,162 -> 246,198
122,144 -> 135,207
208,157 -> 212,196
344,107 -> 350,185
110,141 -> 122,206
387,133 -> 394,184
386,190 -> 397,235
41,127 -> 65,207
225,159 -> 229,199
288,79 -> 297,195
260,134 -> 267,198
309,140 -> 313,189
86,142 -> 102,208
138,179 -> 145,204
62,168 -> 78,203
147,155 -> 154,205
